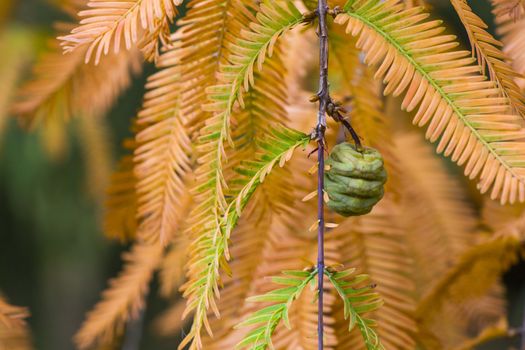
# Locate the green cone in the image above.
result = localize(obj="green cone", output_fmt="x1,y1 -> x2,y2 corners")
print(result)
325,143 -> 387,217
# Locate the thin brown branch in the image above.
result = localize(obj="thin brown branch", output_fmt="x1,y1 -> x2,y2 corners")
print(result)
316,0 -> 329,349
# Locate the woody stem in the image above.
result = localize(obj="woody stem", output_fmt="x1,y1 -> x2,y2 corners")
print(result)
316,0 -> 329,349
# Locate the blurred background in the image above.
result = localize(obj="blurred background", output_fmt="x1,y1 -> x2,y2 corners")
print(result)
0,0 -> 524,349
0,0 -> 168,348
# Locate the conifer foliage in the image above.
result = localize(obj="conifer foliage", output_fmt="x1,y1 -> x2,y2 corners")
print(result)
8,0 -> 525,349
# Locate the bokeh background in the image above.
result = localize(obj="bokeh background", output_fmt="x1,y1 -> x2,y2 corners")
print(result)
1,0 -> 524,349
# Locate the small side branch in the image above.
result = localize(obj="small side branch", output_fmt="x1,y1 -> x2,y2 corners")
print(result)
326,100 -> 362,150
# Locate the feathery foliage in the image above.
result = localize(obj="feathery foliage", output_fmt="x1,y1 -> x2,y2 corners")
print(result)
198,204 -> 274,344
203,1 -> 305,129
7,0 -> 525,349
133,45 -> 193,245
336,0 -> 525,204
186,0 -> 306,255
451,0 -> 525,117
177,4 -> 308,349
13,34 -> 141,127
74,242 -> 163,349
58,0 -> 182,63
226,126 -> 310,230
182,125 -> 309,349
325,268 -> 384,350
235,269 -> 318,350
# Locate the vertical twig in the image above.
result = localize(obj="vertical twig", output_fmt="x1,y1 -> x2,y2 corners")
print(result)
316,0 -> 329,349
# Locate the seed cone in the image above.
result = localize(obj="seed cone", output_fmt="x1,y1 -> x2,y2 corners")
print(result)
325,142 -> 387,216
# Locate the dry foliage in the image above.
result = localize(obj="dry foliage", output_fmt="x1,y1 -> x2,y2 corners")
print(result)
7,0 -> 525,349
58,0 -> 182,63
74,242 -> 163,349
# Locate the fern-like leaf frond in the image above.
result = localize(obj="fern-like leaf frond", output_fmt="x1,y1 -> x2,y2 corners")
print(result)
234,269 -> 318,350
133,48 -> 193,245
199,204 -> 274,344
225,126 -> 310,233
325,268 -> 384,350
451,0 -> 525,117
58,0 -> 182,63
74,242 -> 162,349
192,0 -> 306,231
204,1 -> 305,127
13,34 -> 141,127
181,3 -> 307,347
336,0 -> 525,204
181,125 -> 309,349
